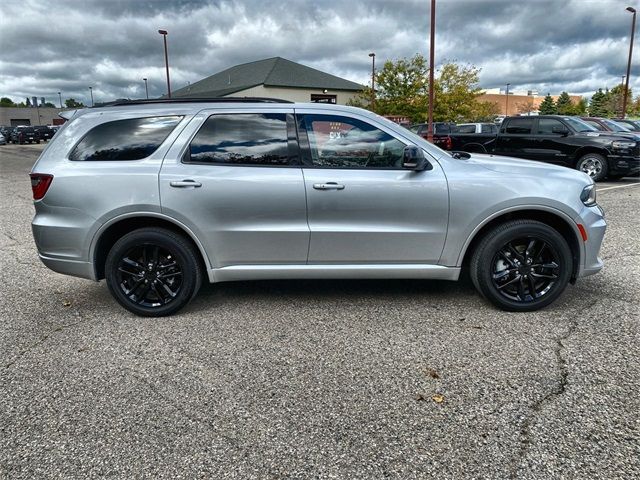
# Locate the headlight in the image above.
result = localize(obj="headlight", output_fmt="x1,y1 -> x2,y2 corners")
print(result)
580,184 -> 597,206
611,140 -> 636,150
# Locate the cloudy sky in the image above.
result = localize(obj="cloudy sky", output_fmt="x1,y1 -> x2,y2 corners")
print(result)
0,0 -> 637,106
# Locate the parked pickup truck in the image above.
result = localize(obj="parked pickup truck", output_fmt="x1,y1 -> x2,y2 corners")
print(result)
440,115 -> 640,181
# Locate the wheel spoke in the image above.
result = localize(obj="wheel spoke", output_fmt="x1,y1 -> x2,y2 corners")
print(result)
497,274 -> 521,290
531,272 -> 558,280
157,278 -> 178,298
493,269 -> 512,281
157,261 -> 177,271
527,276 -> 538,298
136,283 -> 152,304
498,251 -> 517,267
125,277 -> 145,296
507,243 -> 524,261
517,276 -> 526,300
525,239 -> 537,259
118,267 -> 141,277
159,271 -> 182,279
151,282 -> 166,303
122,257 -> 143,270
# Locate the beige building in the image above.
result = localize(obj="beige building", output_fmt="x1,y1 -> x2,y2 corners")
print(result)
0,107 -> 67,127
172,57 -> 364,105
478,89 -> 582,116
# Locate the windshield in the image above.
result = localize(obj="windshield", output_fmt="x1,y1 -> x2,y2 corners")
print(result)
563,117 -> 598,132
602,119 -> 631,132
375,115 -> 446,159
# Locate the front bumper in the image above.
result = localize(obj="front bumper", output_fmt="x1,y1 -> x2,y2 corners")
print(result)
576,205 -> 606,278
608,154 -> 640,176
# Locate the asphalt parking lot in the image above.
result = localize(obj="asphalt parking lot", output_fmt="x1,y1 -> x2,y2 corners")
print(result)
1,143 -> 638,479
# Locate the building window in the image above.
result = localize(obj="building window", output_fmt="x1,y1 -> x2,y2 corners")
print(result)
310,94 -> 337,104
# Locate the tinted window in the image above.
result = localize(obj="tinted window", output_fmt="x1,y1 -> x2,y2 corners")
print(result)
186,113 -> 290,165
481,124 -> 497,134
70,116 -> 181,161
457,124 -> 477,134
537,118 -> 566,134
434,123 -> 452,134
300,114 -> 406,169
504,118 -> 534,134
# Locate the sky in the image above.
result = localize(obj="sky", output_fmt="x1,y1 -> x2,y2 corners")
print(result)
0,0 -> 638,106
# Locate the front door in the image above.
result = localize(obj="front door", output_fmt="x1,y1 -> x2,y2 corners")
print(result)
160,109 -> 309,267
296,111 -> 449,264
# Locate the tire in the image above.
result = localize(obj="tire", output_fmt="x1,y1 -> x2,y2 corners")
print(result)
105,227 -> 203,317
576,153 -> 608,182
470,220 -> 573,312
607,174 -> 626,180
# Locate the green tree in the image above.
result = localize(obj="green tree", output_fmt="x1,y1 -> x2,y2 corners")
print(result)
574,97 -> 588,115
64,98 -> 85,108
538,94 -> 557,114
555,91 -> 574,115
589,89 -> 609,117
433,62 -> 484,122
0,97 -> 17,107
42,102 -> 56,108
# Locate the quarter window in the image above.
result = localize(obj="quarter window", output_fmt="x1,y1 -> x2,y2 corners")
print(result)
186,113 -> 290,165
537,118 -> 566,134
299,114 -> 406,169
69,116 -> 182,161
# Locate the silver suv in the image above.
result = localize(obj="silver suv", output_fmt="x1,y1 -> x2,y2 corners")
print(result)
30,98 -> 606,316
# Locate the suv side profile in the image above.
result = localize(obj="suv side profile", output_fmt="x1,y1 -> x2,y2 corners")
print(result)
31,99 -> 606,316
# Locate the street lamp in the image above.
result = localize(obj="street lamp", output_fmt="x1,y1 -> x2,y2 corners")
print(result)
368,52 -> 376,109
505,83 -> 511,115
622,6 -> 636,118
58,91 -> 62,108
427,0 -> 436,143
143,77 -> 149,99
158,29 -> 171,98
89,86 -> 94,107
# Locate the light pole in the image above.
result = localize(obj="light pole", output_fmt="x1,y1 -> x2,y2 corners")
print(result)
505,83 -> 511,115
89,86 -> 94,107
58,91 -> 62,108
143,77 -> 149,99
622,6 -> 636,119
158,29 -> 171,98
368,52 -> 376,110
427,0 -> 436,143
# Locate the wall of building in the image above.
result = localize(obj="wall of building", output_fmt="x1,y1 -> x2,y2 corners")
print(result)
478,93 -> 583,116
0,107 -> 67,127
230,85 -> 361,105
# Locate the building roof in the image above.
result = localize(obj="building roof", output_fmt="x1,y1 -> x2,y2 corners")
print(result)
172,57 -> 364,98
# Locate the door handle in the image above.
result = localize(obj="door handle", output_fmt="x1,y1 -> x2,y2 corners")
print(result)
313,182 -> 345,190
170,180 -> 202,188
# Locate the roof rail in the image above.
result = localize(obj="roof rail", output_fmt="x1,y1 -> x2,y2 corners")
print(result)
103,97 -> 294,107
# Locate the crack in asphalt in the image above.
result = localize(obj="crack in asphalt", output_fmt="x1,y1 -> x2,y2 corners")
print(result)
509,299 -> 599,479
3,317 -> 85,370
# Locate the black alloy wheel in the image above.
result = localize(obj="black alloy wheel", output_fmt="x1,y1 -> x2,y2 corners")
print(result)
105,228 -> 202,316
470,220 -> 573,311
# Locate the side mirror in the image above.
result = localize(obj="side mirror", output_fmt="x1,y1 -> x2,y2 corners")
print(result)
552,126 -> 570,136
402,146 -> 431,171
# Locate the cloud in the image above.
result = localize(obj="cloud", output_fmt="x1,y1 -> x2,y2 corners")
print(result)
0,0 -> 637,105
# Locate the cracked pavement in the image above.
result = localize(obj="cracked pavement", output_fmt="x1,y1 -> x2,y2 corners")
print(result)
1,144 -> 638,479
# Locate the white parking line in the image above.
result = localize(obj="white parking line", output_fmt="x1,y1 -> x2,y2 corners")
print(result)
597,183 -> 640,192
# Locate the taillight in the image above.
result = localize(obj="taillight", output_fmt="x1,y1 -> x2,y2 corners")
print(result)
30,174 -> 53,200
444,136 -> 453,150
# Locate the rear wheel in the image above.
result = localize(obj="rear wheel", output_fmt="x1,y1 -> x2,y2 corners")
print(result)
577,153 -> 607,182
105,228 -> 202,316
470,220 -> 573,311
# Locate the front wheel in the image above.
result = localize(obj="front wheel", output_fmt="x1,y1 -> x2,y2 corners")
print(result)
470,220 -> 573,312
577,153 -> 608,182
105,228 -> 203,317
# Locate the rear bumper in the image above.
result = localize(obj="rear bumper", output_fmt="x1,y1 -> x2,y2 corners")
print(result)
38,254 -> 96,281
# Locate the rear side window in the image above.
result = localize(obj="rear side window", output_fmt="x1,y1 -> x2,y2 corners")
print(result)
185,113 -> 290,166
503,118 -> 534,134
457,124 -> 476,134
481,124 -> 496,134
69,116 -> 182,161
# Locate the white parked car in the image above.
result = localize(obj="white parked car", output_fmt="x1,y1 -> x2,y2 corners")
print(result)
0,133 -> 6,145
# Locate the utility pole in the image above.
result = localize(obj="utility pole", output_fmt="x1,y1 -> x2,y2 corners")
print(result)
368,52 -> 376,110
158,29 -> 171,98
427,0 -> 436,143
505,83 -> 511,115
622,7 -> 636,118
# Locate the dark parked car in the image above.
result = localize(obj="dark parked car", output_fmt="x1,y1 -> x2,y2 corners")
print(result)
612,118 -> 640,132
34,125 -> 56,141
0,126 -> 13,140
580,117 -> 637,136
10,126 -> 40,144
409,122 -> 458,150
434,115 -> 640,181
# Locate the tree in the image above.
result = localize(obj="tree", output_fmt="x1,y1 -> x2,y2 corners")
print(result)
574,97 -> 588,115
0,97 -> 17,107
42,102 -> 56,108
516,98 -> 536,115
589,89 -> 609,117
433,62 -> 484,122
538,94 -> 557,114
555,92 -> 574,115
64,98 -> 85,108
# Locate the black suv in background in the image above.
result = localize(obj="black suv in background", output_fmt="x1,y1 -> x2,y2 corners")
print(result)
9,126 -> 40,144
33,125 -> 56,141
437,115 -> 640,181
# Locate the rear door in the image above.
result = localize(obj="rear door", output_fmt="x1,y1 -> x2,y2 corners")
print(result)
296,110 -> 449,264
159,108 -> 309,267
493,117 -> 537,159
